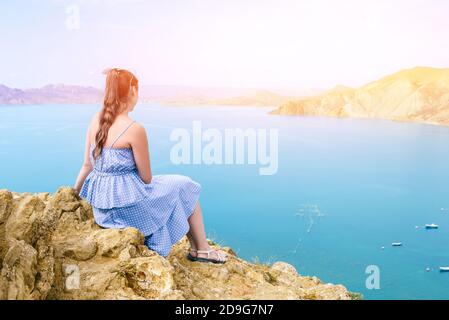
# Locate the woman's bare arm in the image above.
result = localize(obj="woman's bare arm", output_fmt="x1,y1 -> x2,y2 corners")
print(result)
73,118 -> 95,193
131,124 -> 152,184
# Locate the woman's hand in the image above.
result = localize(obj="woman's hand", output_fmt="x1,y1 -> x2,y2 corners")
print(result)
72,186 -> 80,195
74,122 -> 94,194
73,163 -> 91,194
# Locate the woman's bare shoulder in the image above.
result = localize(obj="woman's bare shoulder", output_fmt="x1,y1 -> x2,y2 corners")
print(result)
128,121 -> 148,144
130,121 -> 146,133
88,112 -> 100,130
86,112 -> 100,142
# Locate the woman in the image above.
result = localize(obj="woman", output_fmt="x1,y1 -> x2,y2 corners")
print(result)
73,68 -> 227,264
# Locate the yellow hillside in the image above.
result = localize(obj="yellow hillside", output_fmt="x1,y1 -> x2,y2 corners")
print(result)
272,67 -> 449,126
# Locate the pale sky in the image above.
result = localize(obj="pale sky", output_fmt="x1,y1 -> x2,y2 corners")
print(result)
0,0 -> 448,90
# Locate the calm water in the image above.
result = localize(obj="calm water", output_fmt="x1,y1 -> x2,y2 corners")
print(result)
1,103 -> 449,300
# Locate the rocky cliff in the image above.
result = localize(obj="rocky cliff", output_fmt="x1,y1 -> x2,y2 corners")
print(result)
272,67 -> 449,126
0,187 -> 352,300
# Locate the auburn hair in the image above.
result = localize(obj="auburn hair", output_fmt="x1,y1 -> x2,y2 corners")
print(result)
92,68 -> 139,160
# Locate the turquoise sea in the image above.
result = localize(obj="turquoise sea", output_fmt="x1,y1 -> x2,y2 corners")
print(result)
1,103 -> 449,300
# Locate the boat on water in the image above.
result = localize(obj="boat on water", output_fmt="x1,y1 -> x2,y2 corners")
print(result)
425,223 -> 439,229
439,267 -> 449,272
392,242 -> 403,247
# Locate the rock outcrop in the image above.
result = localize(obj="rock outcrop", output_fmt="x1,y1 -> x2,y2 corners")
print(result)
272,67 -> 449,126
0,187 -> 352,300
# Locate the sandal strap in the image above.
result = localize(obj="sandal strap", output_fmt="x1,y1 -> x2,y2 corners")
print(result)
196,249 -> 226,261
196,249 -> 214,255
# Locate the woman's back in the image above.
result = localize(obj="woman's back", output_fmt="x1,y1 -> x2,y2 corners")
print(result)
88,114 -> 137,173
88,112 -> 152,184
89,113 -> 136,149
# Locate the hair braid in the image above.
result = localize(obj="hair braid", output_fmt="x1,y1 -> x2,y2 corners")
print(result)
92,68 -> 138,160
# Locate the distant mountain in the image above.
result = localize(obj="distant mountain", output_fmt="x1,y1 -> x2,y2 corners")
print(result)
211,90 -> 292,107
0,84 -> 317,107
1,83 -> 312,107
139,85 -> 254,101
153,89 -> 296,107
271,67 -> 449,126
0,84 -> 102,105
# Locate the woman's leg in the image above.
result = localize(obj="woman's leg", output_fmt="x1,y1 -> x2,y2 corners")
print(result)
186,201 -> 227,261
186,230 -> 197,251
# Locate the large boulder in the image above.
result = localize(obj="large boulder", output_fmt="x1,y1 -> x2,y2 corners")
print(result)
0,187 -> 352,300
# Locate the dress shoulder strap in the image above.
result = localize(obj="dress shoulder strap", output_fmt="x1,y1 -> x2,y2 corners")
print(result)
110,120 -> 136,148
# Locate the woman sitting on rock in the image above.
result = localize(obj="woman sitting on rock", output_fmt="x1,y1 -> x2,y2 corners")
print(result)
73,68 -> 227,264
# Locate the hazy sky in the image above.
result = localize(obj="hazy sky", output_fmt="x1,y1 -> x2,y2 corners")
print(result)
1,0 -> 448,90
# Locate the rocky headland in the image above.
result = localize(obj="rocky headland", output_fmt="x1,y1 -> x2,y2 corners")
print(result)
0,187 -> 353,300
272,67 -> 449,126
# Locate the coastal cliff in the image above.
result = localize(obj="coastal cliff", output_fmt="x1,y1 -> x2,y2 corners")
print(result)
0,187 -> 352,300
272,67 -> 449,126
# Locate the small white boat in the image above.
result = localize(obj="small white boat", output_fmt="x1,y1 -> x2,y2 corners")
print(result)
439,267 -> 449,272
392,242 -> 403,247
425,223 -> 439,229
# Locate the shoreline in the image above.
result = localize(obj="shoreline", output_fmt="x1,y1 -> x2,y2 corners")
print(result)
2,102 -> 448,128
268,111 -> 449,128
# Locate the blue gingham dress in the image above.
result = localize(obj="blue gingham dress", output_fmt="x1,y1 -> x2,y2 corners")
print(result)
79,122 -> 201,257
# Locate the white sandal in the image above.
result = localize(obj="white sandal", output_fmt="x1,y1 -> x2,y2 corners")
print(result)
187,248 -> 227,264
